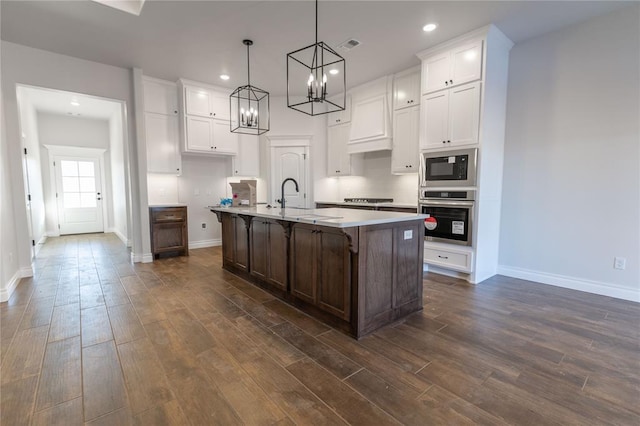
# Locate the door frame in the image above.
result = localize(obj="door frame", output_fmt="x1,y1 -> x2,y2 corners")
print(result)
44,145 -> 107,236
267,135 -> 311,209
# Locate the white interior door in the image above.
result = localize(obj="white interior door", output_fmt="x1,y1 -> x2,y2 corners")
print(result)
55,156 -> 104,235
270,146 -> 307,208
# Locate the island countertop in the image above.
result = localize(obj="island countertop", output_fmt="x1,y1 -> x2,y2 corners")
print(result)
208,205 -> 426,228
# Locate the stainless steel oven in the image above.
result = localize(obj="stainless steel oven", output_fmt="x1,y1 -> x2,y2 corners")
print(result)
420,148 -> 477,188
419,190 -> 474,246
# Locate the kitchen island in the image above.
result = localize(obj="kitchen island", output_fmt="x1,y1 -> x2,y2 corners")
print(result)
211,206 -> 426,338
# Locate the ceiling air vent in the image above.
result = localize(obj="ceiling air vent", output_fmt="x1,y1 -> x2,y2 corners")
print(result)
336,39 -> 361,53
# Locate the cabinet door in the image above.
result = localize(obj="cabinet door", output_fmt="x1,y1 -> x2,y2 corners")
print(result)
185,116 -> 213,152
391,107 -> 419,173
450,41 -> 483,87
232,134 -> 260,176
317,228 -> 351,321
143,80 -> 178,115
211,119 -> 238,154
290,224 -> 317,304
327,123 -> 351,176
221,214 -> 235,264
394,72 -> 420,110
422,52 -> 450,94
185,86 -> 212,117
327,94 -> 351,126
210,92 -> 230,120
421,91 -> 449,149
267,222 -> 288,291
448,82 -> 481,147
393,223 -> 422,308
145,113 -> 180,174
250,219 -> 268,280
349,94 -> 387,142
233,216 -> 249,271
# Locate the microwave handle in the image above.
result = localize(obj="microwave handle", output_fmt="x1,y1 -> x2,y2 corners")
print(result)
421,200 -> 474,207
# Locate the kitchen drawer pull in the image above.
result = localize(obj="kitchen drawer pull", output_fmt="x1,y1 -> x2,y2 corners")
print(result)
438,255 -> 449,259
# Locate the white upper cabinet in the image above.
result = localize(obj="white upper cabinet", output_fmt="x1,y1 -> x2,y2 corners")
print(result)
232,134 -> 260,177
422,40 -> 483,94
391,106 -> 419,174
328,123 -> 361,176
421,81 -> 480,149
327,94 -> 351,126
211,119 -> 238,154
184,116 -> 238,155
349,94 -> 388,142
143,78 -> 178,115
393,71 -> 421,110
184,85 -> 230,119
145,112 -> 181,174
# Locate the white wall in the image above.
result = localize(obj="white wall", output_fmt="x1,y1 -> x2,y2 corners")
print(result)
38,112 -> 113,236
38,112 -> 110,148
109,113 -> 129,244
1,88 -> 22,301
499,5 -> 640,301
331,151 -> 419,205
1,41 -> 141,275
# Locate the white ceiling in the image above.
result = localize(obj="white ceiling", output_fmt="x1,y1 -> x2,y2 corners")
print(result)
19,86 -> 122,120
1,1 -> 630,96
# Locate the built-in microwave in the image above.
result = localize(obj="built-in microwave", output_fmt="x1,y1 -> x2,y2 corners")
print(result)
420,148 -> 477,188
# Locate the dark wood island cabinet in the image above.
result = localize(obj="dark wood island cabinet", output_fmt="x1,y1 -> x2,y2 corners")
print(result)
212,207 -> 424,338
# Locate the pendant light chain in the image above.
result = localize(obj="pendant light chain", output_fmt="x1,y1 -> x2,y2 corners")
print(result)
246,41 -> 251,87
230,39 -> 269,134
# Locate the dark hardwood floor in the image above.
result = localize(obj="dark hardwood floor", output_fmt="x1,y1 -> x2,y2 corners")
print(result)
1,234 -> 638,425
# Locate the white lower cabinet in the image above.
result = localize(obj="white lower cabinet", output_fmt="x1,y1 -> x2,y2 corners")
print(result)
421,81 -> 480,149
328,123 -> 362,176
184,116 -> 237,155
424,243 -> 473,273
232,134 -> 260,177
391,106 -> 419,173
145,112 -> 181,174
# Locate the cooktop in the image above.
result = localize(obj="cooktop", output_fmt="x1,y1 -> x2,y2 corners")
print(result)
343,198 -> 394,204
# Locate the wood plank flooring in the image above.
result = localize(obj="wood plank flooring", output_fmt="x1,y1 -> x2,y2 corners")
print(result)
1,233 -> 638,425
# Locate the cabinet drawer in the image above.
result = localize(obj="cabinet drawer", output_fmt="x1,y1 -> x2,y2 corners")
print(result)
424,246 -> 472,272
151,208 -> 186,222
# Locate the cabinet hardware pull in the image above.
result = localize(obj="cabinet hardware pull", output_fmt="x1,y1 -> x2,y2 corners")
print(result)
447,140 -> 451,143
174,110 -> 178,114
210,113 -> 212,116
438,255 -> 449,259
449,80 -> 453,84
442,141 -> 446,144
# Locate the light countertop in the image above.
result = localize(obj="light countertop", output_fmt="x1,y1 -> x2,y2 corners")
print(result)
149,203 -> 187,207
209,206 -> 426,228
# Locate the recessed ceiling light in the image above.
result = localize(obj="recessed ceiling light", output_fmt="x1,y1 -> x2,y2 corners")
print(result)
70,100 -> 80,106
220,74 -> 230,81
329,69 -> 339,75
423,23 -> 437,32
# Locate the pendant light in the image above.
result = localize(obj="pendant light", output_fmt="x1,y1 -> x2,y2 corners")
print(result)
230,39 -> 270,135
287,0 -> 346,116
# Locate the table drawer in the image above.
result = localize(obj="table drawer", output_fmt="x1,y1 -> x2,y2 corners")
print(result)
151,208 -> 186,222
424,246 -> 472,272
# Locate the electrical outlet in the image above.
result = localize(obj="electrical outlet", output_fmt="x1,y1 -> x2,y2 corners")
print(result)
201,223 -> 206,229
614,257 -> 626,270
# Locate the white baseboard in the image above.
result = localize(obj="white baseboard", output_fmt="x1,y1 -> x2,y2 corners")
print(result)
189,239 -> 221,250
0,270 -> 22,302
20,266 -> 34,278
497,265 -> 640,303
46,231 -> 61,238
34,235 -> 47,257
131,252 -> 154,263
424,263 -> 471,281
107,228 -> 129,247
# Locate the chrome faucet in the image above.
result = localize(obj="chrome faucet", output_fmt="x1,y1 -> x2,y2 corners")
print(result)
279,178 -> 299,210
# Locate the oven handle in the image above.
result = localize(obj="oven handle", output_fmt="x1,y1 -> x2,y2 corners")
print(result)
420,200 -> 474,207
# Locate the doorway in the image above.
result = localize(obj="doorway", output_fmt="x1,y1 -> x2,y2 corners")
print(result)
269,138 -> 310,208
54,154 -> 105,235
